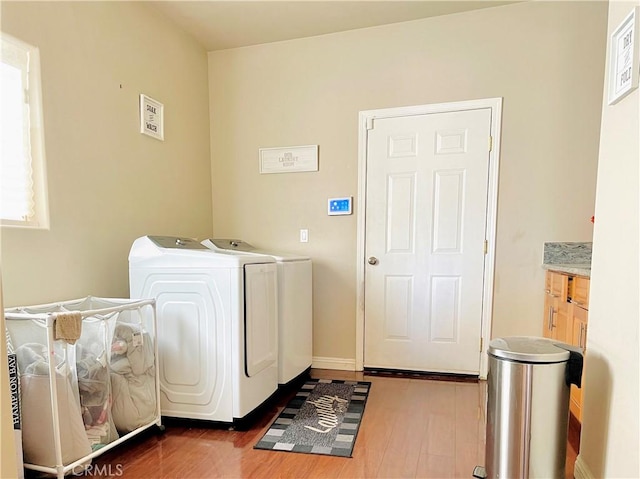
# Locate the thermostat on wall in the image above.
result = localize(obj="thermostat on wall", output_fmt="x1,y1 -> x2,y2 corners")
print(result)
328,197 -> 353,216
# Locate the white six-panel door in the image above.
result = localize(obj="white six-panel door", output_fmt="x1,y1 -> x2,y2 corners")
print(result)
364,108 -> 492,374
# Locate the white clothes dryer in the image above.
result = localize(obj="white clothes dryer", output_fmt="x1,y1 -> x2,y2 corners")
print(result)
129,235 -> 278,422
202,239 -> 312,385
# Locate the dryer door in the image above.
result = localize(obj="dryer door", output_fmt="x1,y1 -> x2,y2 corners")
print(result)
244,263 -> 278,377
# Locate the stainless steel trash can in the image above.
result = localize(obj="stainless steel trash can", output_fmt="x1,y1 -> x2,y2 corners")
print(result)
480,336 -> 583,479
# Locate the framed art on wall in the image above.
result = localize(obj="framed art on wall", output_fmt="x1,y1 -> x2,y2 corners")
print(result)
140,94 -> 164,140
259,145 -> 318,174
608,6 -> 639,105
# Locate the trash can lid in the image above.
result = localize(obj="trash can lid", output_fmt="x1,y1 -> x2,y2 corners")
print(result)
488,336 -> 571,363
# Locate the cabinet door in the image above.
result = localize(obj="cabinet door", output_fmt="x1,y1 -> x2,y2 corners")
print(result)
544,270 -> 553,292
551,272 -> 568,299
543,271 -> 569,340
571,305 -> 588,350
573,276 -> 590,310
570,304 -> 588,422
542,291 -> 555,339
554,301 -> 570,343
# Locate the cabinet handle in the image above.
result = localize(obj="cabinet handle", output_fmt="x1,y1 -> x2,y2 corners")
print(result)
547,306 -> 554,331
578,324 -> 584,350
545,289 -> 551,294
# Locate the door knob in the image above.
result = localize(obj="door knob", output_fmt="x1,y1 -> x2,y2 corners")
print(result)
368,257 -> 379,265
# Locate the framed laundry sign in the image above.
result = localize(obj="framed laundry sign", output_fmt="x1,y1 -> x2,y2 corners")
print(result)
608,7 -> 639,105
259,145 -> 318,174
140,94 -> 164,140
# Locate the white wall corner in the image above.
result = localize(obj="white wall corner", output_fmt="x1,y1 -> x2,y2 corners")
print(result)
312,356 -> 357,371
574,454 -> 595,479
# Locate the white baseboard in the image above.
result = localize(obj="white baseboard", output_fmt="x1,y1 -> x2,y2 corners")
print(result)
574,455 -> 594,479
312,356 -> 356,371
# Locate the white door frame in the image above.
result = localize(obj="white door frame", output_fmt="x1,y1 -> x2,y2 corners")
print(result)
355,98 -> 502,379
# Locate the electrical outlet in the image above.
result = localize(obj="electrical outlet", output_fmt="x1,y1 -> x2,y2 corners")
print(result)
300,229 -> 309,243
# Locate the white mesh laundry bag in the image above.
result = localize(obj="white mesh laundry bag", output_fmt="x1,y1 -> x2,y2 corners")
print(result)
6,317 -> 92,468
109,307 -> 157,433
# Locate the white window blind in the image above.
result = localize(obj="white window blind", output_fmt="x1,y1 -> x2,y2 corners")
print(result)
1,33 -> 48,228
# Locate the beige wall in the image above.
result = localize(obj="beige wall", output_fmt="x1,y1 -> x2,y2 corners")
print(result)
578,1 -> 639,477
209,1 -> 608,362
1,3 -> 210,470
0,1 -> 212,307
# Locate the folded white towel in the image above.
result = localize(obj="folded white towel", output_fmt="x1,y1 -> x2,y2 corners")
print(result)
54,312 -> 83,344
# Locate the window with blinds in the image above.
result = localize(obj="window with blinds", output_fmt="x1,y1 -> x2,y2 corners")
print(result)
1,33 -> 48,228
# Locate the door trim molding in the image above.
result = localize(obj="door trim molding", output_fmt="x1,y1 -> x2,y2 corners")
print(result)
355,98 -> 503,379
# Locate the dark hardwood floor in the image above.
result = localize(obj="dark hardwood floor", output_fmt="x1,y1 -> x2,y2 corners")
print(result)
66,369 -> 576,478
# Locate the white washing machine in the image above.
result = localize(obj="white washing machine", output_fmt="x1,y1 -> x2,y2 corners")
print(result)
202,239 -> 312,385
129,235 -> 278,422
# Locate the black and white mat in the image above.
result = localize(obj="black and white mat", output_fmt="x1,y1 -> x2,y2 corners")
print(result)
254,379 -> 371,457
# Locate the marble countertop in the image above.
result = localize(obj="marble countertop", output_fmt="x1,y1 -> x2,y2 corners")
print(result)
542,263 -> 591,277
542,242 -> 592,277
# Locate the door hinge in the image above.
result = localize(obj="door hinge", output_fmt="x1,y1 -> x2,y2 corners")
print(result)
366,117 -> 374,130
480,337 -> 484,352
483,240 -> 488,255
488,136 -> 493,152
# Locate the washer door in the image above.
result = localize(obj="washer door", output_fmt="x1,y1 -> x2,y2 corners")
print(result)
244,263 -> 278,377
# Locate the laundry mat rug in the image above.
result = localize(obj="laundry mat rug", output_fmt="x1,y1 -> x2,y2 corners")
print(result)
254,379 -> 371,457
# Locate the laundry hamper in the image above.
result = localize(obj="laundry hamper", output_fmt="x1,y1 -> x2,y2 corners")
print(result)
4,296 -> 162,479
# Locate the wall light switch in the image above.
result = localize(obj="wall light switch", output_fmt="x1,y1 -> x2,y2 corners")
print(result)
300,229 -> 309,243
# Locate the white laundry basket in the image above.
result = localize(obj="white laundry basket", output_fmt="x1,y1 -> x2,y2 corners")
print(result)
4,296 -> 162,479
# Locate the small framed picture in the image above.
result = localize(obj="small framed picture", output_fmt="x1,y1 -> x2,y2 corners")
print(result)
608,7 -> 639,105
259,145 -> 319,174
140,94 -> 164,140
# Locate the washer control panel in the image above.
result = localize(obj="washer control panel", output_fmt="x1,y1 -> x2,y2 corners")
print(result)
148,236 -> 207,249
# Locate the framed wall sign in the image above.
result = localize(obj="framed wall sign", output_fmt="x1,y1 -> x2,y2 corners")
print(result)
259,145 -> 318,174
140,94 -> 164,140
608,6 -> 639,105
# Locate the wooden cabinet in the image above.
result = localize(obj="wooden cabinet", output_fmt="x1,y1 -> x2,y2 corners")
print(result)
542,271 -> 569,342
570,303 -> 588,421
555,302 -> 570,344
572,276 -> 590,310
542,287 -> 555,339
543,270 -> 589,423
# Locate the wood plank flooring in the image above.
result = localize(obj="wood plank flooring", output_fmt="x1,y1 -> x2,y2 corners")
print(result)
76,369 -> 576,478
